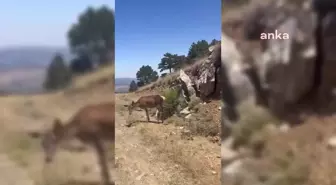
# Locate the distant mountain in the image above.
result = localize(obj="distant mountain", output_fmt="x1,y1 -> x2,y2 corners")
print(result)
0,46 -> 73,71
115,77 -> 136,93
115,78 -> 136,86
0,46 -> 73,94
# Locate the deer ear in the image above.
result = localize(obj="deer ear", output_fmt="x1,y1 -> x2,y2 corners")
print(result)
131,101 -> 135,105
52,118 -> 63,135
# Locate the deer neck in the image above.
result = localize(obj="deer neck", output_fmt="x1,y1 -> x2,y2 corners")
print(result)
133,102 -> 140,109
61,123 -> 78,141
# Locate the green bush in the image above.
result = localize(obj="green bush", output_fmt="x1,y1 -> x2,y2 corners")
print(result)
162,88 -> 180,119
231,102 -> 280,149
43,53 -> 72,91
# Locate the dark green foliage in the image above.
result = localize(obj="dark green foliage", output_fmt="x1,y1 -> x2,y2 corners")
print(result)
162,88 -> 180,119
137,81 -> 145,87
43,53 -> 72,90
158,53 -> 187,73
222,0 -> 250,6
128,80 -> 138,92
70,54 -> 93,74
136,65 -> 158,86
187,40 -> 210,60
210,39 -> 220,46
67,5 -> 114,67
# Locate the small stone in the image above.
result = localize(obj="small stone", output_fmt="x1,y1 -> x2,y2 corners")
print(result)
180,107 -> 191,115
136,173 -> 146,180
185,114 -> 192,119
221,145 -> 238,163
264,124 -> 278,133
327,136 -> 336,148
223,160 -> 243,176
279,124 -> 290,132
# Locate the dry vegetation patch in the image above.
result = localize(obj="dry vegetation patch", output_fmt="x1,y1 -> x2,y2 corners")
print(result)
138,124 -> 220,185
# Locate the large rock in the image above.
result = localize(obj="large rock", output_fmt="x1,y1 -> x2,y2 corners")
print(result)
179,69 -> 195,100
320,11 -> 336,102
258,7 -> 316,115
177,43 -> 222,103
220,0 -> 336,184
220,0 -> 319,124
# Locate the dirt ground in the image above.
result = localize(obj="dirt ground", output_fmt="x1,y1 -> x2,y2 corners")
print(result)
115,93 -> 220,185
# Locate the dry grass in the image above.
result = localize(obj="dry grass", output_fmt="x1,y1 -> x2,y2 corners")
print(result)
225,112 -> 336,185
1,131 -> 39,168
261,117 -> 336,185
69,65 -> 114,91
167,111 -> 219,138
138,124 -> 220,185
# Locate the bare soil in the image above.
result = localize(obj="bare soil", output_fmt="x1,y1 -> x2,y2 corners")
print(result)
115,93 -> 220,185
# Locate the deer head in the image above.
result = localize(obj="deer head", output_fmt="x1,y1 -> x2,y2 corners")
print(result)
41,118 -> 64,163
127,101 -> 137,115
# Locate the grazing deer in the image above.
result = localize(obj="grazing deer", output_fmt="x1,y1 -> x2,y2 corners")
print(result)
41,102 -> 115,185
127,95 -> 165,123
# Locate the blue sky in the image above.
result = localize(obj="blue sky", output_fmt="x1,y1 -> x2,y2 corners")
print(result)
0,0 -> 114,48
115,0 -> 220,78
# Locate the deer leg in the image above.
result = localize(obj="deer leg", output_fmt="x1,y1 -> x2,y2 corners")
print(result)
160,104 -> 164,123
93,139 -> 112,185
155,109 -> 159,122
145,108 -> 150,122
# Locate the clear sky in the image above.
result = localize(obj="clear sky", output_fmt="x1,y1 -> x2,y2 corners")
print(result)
0,0 -> 115,48
115,0 -> 220,78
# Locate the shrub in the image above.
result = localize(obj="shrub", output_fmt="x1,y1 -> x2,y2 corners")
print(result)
162,88 -> 180,119
231,102 -> 280,149
128,80 -> 138,92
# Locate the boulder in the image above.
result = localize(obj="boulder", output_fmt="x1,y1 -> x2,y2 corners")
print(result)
319,11 -> 336,103
220,0 -> 319,126
177,43 -> 222,103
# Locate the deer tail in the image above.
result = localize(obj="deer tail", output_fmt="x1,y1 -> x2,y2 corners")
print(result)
160,95 -> 166,100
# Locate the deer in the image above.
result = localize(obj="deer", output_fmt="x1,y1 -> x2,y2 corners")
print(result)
126,94 -> 166,123
40,102 -> 115,185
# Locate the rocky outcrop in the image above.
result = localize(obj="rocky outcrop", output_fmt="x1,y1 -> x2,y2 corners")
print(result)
219,0 -> 334,129
178,43 -> 221,104
220,1 -> 336,183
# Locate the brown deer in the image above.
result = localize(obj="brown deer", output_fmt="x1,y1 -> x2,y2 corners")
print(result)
41,102 -> 115,185
126,94 -> 165,123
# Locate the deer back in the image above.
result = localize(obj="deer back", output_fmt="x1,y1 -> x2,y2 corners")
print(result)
69,102 -> 115,141
136,95 -> 163,108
